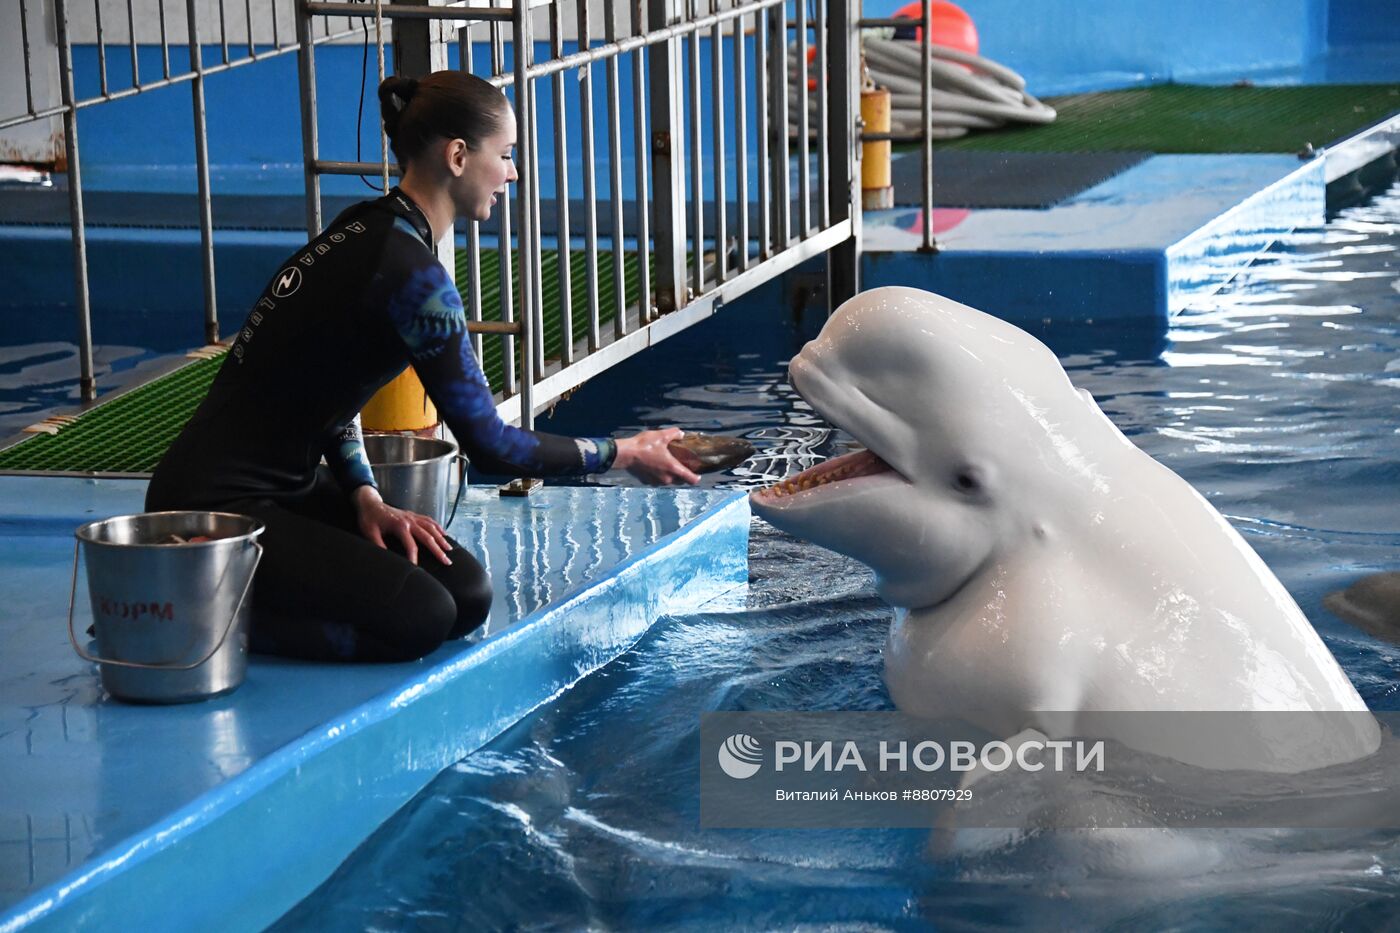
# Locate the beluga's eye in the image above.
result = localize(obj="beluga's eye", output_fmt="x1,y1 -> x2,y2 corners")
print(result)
953,467 -> 984,494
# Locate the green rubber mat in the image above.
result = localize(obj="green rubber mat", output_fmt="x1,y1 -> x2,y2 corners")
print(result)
0,354 -> 225,473
913,83 -> 1400,154
0,248 -> 659,473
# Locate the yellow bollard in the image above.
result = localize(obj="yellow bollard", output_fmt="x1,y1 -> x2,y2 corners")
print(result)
861,86 -> 893,210
361,367 -> 439,434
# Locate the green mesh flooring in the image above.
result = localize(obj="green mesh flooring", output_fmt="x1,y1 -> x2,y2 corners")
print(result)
904,83 -> 1400,154
0,354 -> 226,473
0,247 -> 657,473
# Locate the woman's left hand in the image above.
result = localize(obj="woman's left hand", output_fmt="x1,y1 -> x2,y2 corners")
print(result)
352,485 -> 453,565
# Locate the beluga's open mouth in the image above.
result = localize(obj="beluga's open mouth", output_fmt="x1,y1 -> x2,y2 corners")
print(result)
754,447 -> 903,504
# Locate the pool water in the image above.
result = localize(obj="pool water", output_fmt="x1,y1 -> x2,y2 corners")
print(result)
272,187 -> 1400,930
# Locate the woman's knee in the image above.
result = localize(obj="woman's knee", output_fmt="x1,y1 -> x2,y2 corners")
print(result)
445,560 -> 494,639
382,569 -> 458,661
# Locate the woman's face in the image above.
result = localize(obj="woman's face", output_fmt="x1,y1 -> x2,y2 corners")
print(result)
452,105 -> 518,223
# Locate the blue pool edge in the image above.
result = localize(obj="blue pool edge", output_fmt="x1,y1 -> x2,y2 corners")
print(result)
0,491 -> 752,933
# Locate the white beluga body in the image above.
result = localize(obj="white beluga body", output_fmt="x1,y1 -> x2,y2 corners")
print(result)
750,286 -> 1379,773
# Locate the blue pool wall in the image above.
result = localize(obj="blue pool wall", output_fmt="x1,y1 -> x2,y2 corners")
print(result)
57,0 -> 1398,196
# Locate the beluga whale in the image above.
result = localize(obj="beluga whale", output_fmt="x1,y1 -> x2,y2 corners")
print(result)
751,286 -> 1379,773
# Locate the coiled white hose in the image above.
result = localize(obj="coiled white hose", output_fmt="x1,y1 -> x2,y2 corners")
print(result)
790,36 -> 1056,140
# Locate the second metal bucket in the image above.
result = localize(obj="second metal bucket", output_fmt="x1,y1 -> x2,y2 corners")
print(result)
363,434 -> 461,526
68,511 -> 264,704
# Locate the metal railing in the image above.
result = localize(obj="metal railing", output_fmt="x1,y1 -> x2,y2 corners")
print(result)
301,0 -> 860,430
4,0 -> 862,427
1,0 -> 374,401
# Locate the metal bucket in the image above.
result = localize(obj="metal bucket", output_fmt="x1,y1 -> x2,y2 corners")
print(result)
68,512 -> 264,704
363,434 -> 463,526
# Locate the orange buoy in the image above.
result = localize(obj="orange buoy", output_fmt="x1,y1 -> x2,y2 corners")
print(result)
891,1 -> 978,55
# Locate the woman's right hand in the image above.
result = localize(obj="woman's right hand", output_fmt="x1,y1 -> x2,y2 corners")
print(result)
351,484 -> 453,565
613,428 -> 701,486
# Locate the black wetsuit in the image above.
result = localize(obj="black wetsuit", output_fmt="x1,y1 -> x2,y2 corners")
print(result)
147,189 -> 615,662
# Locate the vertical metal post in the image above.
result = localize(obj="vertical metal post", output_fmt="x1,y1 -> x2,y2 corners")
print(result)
578,0 -> 602,349
734,2 -> 748,272
920,0 -> 934,252
295,0 -> 322,236
490,2 -> 516,398
604,2 -> 629,336
187,0 -> 220,343
709,0 -> 725,283
549,1 -> 574,364
826,0 -> 859,307
796,0 -> 810,237
647,0 -> 687,313
687,0 -> 702,295
770,1 -> 790,249
816,0 -> 829,229
158,0 -> 171,78
126,0 -> 140,88
56,0 -> 96,402
93,0 -> 109,96
392,1 -> 455,284
754,7 -> 770,259
512,0 -> 536,428
19,0 -> 36,114
460,24 -> 485,364
630,0 -> 652,323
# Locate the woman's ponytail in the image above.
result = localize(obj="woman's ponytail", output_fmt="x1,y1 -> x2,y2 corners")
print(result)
377,75 -> 420,142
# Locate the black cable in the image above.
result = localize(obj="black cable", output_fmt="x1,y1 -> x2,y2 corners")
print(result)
354,4 -> 380,192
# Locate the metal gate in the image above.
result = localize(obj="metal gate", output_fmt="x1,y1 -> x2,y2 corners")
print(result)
1,0 -> 863,427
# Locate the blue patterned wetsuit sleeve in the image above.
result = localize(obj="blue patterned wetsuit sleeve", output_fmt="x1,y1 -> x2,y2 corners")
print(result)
323,414 -> 377,492
383,256 -> 616,476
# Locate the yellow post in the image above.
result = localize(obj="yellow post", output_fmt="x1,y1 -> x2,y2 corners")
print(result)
361,368 -> 439,434
861,85 -> 893,210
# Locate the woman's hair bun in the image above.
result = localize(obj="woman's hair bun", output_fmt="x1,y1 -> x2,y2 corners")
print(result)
377,76 -> 421,138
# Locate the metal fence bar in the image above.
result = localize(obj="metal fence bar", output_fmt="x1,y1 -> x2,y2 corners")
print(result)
549,1 -> 574,365
270,0 -> 281,51
126,0 -> 140,88
490,0 -> 516,398
735,1 -> 749,272
754,6 -> 770,259
816,0 -> 830,229
604,2 -> 629,336
631,0 -> 653,323
159,0 -> 172,78
93,0 -> 109,96
459,22 -> 485,363
920,0 -> 933,251
578,0 -> 602,351
295,0 -> 323,236
770,1 -> 790,248
187,0 -> 220,343
826,0 -> 857,305
218,0 -> 231,63
528,25 -> 546,379
796,0 -> 810,237
512,0 -> 537,427
710,0 -> 726,283
303,1 -> 513,20
687,0 -> 702,296
55,0 -> 96,402
19,0 -> 36,114
649,0 -> 687,314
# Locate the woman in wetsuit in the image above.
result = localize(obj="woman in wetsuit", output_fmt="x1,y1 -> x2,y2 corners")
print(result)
146,71 -> 699,663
